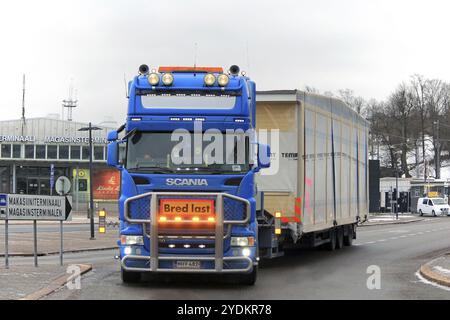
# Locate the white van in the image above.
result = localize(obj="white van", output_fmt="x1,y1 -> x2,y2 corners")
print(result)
417,198 -> 450,217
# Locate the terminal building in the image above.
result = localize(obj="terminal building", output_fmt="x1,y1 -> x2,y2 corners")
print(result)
0,117 -> 119,212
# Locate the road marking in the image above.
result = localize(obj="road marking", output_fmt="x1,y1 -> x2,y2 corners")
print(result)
357,225 -> 450,247
415,271 -> 450,292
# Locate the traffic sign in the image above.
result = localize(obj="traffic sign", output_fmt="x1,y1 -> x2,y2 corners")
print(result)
0,194 -> 72,221
55,176 -> 71,196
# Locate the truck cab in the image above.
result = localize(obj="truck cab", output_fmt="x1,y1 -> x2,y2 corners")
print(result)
107,65 -> 270,285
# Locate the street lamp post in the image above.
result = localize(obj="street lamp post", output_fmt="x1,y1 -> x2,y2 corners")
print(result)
78,123 -> 102,240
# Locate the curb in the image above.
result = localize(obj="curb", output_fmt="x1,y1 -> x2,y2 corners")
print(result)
358,218 -> 425,227
0,246 -> 117,258
420,262 -> 450,288
19,264 -> 92,300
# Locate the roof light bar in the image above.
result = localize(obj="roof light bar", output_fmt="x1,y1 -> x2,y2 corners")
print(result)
159,66 -> 223,73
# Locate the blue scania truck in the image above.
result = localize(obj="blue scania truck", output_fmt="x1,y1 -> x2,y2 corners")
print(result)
107,65 -> 369,285
107,65 -> 270,285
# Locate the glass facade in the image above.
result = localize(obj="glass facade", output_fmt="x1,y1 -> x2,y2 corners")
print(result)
0,144 -> 106,161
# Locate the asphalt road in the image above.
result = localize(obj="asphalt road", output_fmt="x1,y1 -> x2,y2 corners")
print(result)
15,217 -> 450,299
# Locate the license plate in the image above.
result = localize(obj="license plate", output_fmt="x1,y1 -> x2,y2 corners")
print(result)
174,260 -> 201,270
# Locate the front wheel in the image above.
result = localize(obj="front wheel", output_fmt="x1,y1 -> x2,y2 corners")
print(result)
240,267 -> 258,286
121,268 -> 141,284
432,210 -> 436,217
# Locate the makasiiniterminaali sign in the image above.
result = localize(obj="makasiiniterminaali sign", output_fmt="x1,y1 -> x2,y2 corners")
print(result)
0,194 -> 72,221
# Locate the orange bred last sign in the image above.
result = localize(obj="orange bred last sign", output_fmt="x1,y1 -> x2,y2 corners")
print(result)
159,199 -> 215,215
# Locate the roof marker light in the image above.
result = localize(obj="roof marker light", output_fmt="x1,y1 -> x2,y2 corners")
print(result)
170,117 -> 181,121
195,118 -> 205,122
182,117 -> 193,121
234,118 -> 245,123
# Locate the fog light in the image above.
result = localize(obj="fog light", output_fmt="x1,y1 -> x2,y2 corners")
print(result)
204,73 -> 216,86
242,248 -> 251,257
162,73 -> 174,86
148,73 -> 160,86
217,74 -> 229,87
124,247 -> 132,255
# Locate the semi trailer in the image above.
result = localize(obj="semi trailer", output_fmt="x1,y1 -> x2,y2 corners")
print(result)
107,65 -> 369,285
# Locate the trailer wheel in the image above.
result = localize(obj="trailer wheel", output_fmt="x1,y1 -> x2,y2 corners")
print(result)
326,228 -> 337,251
336,227 -> 344,250
344,225 -> 354,246
121,268 -> 141,284
240,267 -> 258,286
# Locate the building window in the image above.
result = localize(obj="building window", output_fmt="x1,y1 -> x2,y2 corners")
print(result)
36,145 -> 46,159
82,146 -> 90,160
25,145 -> 35,159
70,146 -> 81,160
47,145 -> 57,159
1,144 -> 12,158
94,146 -> 104,160
59,145 -> 69,159
12,145 -> 21,158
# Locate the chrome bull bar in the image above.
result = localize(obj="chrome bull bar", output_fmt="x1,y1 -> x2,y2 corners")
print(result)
122,192 -> 252,273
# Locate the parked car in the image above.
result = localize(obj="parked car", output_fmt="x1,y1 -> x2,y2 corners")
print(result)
417,198 -> 450,217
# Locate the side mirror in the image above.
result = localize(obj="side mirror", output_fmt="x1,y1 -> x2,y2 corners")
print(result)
107,131 -> 118,142
257,143 -> 271,169
107,141 -> 119,167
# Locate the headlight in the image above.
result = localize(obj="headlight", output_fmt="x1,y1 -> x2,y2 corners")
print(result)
217,74 -> 230,87
148,73 -> 160,86
162,73 -> 174,86
231,237 -> 255,247
120,235 -> 144,246
204,73 -> 216,86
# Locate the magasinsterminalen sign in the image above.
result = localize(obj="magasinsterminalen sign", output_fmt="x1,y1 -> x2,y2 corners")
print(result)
0,194 -> 72,221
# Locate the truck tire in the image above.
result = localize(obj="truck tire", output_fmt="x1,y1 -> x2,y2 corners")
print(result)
240,267 -> 258,286
326,228 -> 337,251
121,268 -> 141,284
336,227 -> 344,250
344,225 -> 354,246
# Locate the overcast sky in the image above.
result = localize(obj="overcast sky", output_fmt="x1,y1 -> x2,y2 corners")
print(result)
1,0 -> 449,125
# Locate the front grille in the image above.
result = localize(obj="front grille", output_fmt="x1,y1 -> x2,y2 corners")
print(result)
128,196 -> 151,220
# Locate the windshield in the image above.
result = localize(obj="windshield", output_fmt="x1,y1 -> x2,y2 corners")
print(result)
432,198 -> 446,205
126,132 -> 251,174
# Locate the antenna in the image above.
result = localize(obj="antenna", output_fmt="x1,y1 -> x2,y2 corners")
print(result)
246,41 -> 251,74
124,73 -> 129,98
193,42 -> 198,69
62,81 -> 78,121
21,74 -> 26,135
